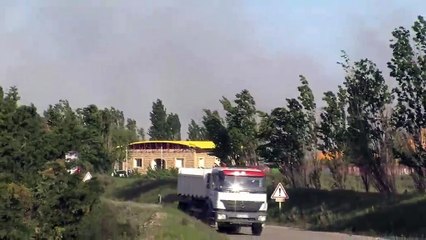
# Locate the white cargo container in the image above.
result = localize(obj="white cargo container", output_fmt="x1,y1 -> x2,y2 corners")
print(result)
177,167 -> 268,236
177,168 -> 212,198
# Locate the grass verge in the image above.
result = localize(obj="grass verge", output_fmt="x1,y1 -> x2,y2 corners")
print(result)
98,173 -> 426,239
90,175 -> 227,240
267,186 -> 426,238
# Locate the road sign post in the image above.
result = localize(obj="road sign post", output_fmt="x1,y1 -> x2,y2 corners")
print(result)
270,182 -> 288,211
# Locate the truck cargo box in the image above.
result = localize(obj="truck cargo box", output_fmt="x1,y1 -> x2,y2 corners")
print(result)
178,168 -> 212,198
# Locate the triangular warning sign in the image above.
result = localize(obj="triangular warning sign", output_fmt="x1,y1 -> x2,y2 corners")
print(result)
271,182 -> 289,199
82,172 -> 92,182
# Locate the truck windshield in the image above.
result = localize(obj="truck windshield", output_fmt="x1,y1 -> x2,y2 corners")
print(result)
218,175 -> 266,193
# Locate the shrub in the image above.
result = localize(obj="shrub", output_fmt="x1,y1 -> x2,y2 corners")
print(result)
145,167 -> 178,180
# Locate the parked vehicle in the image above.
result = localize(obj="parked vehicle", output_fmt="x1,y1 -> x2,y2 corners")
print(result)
177,167 -> 267,235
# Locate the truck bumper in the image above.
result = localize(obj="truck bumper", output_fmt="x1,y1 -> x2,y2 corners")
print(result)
215,210 -> 267,226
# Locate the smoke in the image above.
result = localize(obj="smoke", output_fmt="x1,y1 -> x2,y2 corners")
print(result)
0,1 -> 423,138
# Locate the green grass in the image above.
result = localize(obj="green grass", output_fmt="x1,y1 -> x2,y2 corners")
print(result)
266,184 -> 426,238
154,208 -> 228,240
97,171 -> 425,239
268,168 -> 416,193
90,175 -> 227,240
78,198 -> 159,239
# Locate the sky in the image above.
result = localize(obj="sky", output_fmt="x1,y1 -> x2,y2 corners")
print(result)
1,1 -> 425,138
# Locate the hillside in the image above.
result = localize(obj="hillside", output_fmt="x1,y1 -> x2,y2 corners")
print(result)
100,171 -> 426,239
83,175 -> 228,240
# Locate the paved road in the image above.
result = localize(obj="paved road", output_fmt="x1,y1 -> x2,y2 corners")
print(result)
226,225 -> 385,240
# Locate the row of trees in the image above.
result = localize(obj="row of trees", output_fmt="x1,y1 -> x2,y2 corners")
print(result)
1,15 -> 423,238
0,87 -> 143,238
183,16 -> 425,193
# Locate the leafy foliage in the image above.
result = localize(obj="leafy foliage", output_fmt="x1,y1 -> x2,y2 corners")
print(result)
187,119 -> 207,140
388,15 -> 426,191
220,89 -> 259,165
202,110 -> 232,163
148,99 -> 182,140
0,86 -> 139,238
339,53 -> 395,193
318,87 -> 349,189
258,98 -> 307,187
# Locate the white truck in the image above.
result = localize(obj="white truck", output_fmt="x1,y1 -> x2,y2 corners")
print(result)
177,167 -> 267,235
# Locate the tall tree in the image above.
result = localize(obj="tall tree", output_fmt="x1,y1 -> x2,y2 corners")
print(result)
258,99 -> 307,188
318,86 -> 348,189
187,119 -> 207,140
297,75 -> 321,189
220,89 -> 258,165
202,109 -> 232,164
44,100 -> 84,159
167,113 -> 181,140
138,127 -> 146,140
126,118 -> 139,141
148,99 -> 169,140
76,105 -> 111,172
388,15 -> 426,192
340,53 -> 395,193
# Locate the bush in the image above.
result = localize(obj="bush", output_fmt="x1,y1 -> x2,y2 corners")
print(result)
145,167 -> 178,180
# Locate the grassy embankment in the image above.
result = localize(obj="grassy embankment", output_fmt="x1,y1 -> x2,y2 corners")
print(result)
267,169 -> 426,239
98,169 -> 425,239
79,173 -> 228,240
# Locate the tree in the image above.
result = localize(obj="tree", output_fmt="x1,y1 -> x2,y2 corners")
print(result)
32,160 -> 102,239
0,85 -> 115,238
167,113 -> 181,140
187,119 -> 207,140
258,99 -> 307,188
220,89 -> 259,165
76,105 -> 112,172
297,75 -> 321,189
388,15 -> 426,192
125,118 -> 139,142
202,109 -> 232,164
148,99 -> 170,140
318,86 -> 348,189
43,100 -> 85,159
340,53 -> 395,193
138,127 -> 146,140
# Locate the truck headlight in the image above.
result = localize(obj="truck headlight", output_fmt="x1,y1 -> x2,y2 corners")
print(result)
217,214 -> 227,220
258,215 -> 266,222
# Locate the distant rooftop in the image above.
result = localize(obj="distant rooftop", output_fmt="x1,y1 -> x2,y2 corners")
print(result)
128,140 -> 215,150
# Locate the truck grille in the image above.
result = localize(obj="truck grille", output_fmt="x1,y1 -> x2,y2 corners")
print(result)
221,200 -> 263,212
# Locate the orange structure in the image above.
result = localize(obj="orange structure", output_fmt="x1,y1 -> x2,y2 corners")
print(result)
316,151 -> 343,161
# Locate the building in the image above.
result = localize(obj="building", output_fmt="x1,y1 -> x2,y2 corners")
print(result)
118,140 -> 219,174
65,150 -> 79,162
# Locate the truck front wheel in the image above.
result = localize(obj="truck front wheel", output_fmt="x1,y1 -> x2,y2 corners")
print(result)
251,223 -> 263,236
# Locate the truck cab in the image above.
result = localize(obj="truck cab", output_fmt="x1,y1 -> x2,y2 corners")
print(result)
207,167 -> 267,235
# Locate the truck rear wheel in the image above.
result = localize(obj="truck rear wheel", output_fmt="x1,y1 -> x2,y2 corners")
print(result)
251,223 -> 263,236
178,201 -> 188,211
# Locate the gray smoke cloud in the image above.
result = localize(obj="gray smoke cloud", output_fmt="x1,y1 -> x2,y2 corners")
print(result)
0,1 -> 423,138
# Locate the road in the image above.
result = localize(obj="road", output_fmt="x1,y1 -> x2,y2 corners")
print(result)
226,225 -> 385,240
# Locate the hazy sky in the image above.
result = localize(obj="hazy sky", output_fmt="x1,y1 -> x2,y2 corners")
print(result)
1,1 -> 425,138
